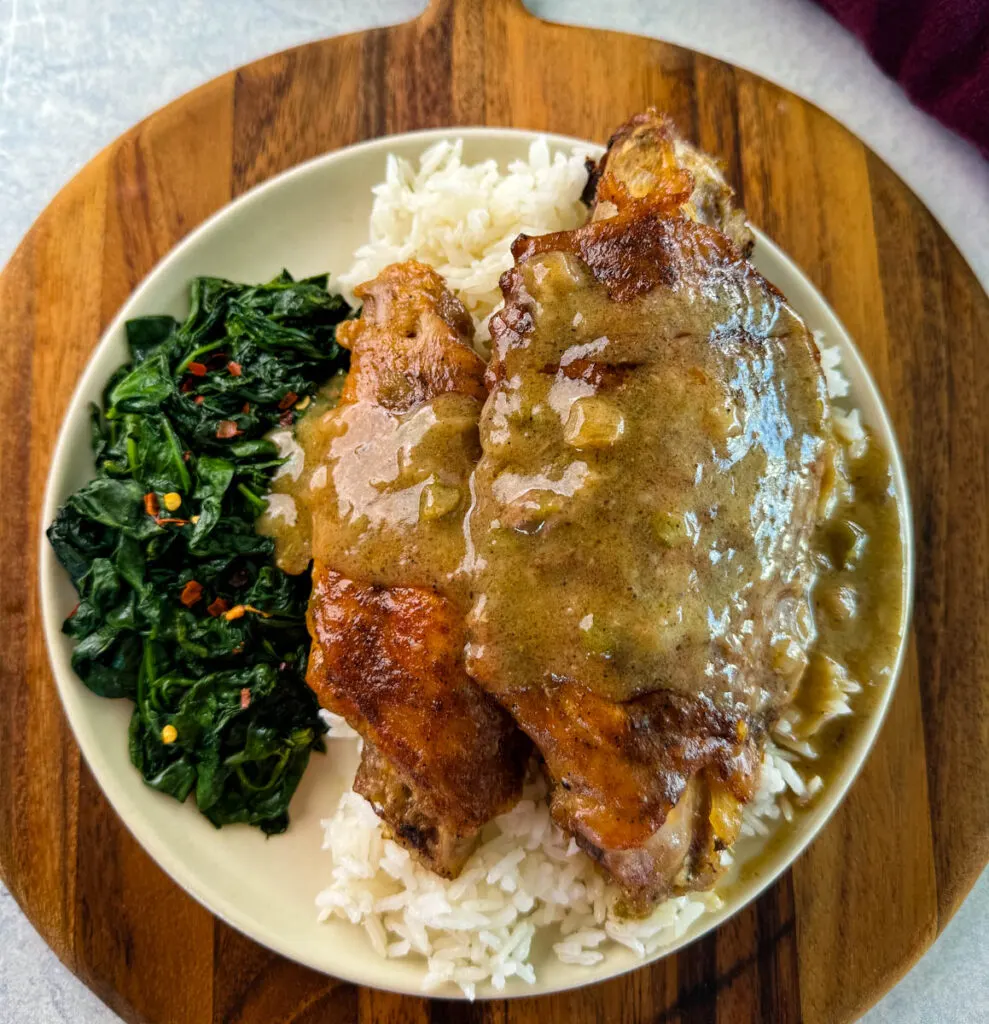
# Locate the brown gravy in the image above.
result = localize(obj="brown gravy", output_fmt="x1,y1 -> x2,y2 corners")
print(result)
261,294 -> 904,837
466,250 -> 835,719
796,432 -> 904,762
258,372 -> 481,609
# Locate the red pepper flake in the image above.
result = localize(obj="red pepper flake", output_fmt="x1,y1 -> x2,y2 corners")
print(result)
216,420 -> 241,439
67,602 -> 79,620
154,517 -> 189,526
241,402 -> 251,415
188,362 -> 207,377
180,580 -> 203,607
207,597 -> 229,617
143,492 -> 160,517
224,604 -> 270,621
278,391 -> 299,410
279,409 -> 294,427
183,450 -> 191,462
227,361 -> 243,377
240,688 -> 251,710
180,377 -> 195,393
194,395 -> 205,405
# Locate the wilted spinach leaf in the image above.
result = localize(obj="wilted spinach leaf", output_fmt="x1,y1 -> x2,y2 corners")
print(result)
47,270 -> 351,834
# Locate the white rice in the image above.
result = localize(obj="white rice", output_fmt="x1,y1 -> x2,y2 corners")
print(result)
336,138 -> 592,341
818,335 -> 850,399
316,142 -> 870,998
317,770 -> 729,997
815,331 -> 869,461
318,707 -> 359,740
316,741 -> 821,997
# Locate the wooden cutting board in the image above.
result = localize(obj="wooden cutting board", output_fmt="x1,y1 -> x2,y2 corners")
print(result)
1,1 -> 986,1021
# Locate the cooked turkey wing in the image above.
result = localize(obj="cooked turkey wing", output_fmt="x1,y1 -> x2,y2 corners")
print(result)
306,261 -> 527,876
467,116 -> 833,910
307,565 -> 526,876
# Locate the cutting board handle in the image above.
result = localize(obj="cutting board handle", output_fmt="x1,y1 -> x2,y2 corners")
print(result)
419,0 -> 532,26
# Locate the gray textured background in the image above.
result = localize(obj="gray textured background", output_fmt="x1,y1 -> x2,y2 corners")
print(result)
1,1 -> 987,1021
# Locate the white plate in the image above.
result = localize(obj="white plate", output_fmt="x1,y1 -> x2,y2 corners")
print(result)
40,128 -> 914,999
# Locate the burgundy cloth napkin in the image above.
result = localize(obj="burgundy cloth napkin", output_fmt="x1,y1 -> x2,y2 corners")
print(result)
816,0 -> 989,155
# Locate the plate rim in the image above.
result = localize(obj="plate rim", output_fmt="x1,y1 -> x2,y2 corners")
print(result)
38,125 -> 916,1000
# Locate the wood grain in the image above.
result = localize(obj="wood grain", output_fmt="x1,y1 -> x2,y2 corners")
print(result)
1,0 -> 986,1021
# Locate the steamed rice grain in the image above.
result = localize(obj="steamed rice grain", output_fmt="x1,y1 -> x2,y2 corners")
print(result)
336,138 -> 593,340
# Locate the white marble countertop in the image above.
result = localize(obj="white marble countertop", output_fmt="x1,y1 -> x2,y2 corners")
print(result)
1,1 -> 987,1021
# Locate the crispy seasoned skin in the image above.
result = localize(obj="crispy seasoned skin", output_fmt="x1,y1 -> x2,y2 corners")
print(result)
305,261 -> 527,876
502,686 -> 762,909
336,261 -> 487,411
467,117 -> 833,911
588,108 -> 754,255
307,566 -> 526,875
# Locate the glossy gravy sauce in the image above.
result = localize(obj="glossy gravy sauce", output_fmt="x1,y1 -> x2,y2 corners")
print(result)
261,279 -> 904,810
466,251 -> 839,719
726,430 -> 904,890
258,372 -> 480,609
